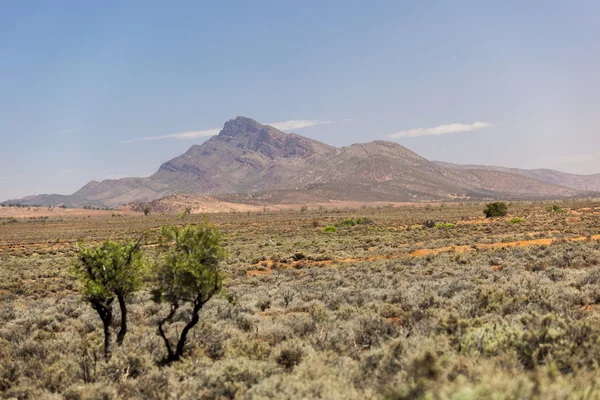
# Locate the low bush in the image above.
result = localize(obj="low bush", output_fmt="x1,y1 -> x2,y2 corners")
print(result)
483,202 -> 508,218
546,204 -> 566,213
509,217 -> 526,224
337,217 -> 372,227
322,226 -> 337,233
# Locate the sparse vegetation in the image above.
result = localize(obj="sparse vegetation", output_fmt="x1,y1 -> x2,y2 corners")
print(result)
151,222 -> 225,363
547,204 -> 566,213
2,201 -> 600,397
322,225 -> 337,233
483,201 -> 508,218
509,217 -> 526,224
72,238 -> 144,358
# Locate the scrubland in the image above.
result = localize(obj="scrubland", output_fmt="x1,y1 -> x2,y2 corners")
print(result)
2,201 -> 600,399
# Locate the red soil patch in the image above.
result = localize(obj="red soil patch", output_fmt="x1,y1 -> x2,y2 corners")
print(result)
246,234 -> 600,275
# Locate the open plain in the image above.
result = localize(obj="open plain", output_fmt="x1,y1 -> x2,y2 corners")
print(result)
2,201 -> 600,399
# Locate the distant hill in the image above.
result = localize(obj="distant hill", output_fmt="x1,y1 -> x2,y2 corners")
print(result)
435,161 -> 600,192
3,117 -> 597,208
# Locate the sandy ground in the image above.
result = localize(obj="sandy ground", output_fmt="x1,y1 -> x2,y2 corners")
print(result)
0,207 -> 138,219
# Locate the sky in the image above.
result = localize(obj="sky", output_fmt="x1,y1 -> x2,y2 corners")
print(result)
1,1 -> 599,201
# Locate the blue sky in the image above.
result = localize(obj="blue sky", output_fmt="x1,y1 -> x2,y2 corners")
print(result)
1,1 -> 599,200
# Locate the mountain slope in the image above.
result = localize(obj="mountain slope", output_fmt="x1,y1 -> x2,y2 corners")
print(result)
436,161 -> 600,192
2,117 -> 593,208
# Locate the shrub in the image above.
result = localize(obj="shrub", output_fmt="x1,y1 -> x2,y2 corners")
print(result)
483,202 -> 508,218
275,341 -> 304,370
322,226 -> 337,233
546,204 -> 565,213
72,238 -> 144,359
337,217 -> 372,227
150,221 -> 225,363
509,217 -> 526,224
434,222 -> 454,229
422,220 -> 436,229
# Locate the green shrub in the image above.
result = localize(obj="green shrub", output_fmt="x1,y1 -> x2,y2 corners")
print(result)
337,217 -> 373,227
434,222 -> 454,229
483,202 -> 508,218
509,217 -> 526,224
322,225 -> 337,233
546,204 -> 565,213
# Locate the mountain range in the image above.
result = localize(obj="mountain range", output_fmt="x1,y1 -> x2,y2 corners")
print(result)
4,117 -> 599,208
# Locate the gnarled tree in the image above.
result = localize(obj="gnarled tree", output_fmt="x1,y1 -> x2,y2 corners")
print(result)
151,222 -> 225,363
73,238 -> 144,359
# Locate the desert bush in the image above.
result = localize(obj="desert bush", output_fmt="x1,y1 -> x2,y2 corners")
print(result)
322,225 -> 337,233
150,221 -> 225,363
72,238 -> 144,359
338,217 -> 372,227
483,202 -> 508,218
509,217 -> 526,224
547,204 -> 566,213
274,340 -> 305,370
434,222 -> 454,229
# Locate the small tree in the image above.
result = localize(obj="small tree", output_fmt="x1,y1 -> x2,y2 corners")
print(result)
143,205 -> 152,216
151,222 -> 225,363
483,202 -> 508,218
73,238 -> 144,359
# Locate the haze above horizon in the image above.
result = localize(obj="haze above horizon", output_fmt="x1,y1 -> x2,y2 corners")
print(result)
1,1 -> 599,201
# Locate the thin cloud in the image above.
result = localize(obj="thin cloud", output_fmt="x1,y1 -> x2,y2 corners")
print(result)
389,122 -> 492,138
121,119 -> 331,144
268,119 -> 331,131
121,128 -> 221,143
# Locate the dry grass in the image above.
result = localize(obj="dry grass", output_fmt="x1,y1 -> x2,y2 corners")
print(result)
2,200 -> 600,398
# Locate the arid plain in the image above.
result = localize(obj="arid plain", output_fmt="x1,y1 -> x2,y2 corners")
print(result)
2,200 -> 600,399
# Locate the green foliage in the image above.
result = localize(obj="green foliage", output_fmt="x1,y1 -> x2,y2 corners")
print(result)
337,217 -> 373,227
73,239 -> 144,303
72,238 -> 144,358
151,221 -> 225,362
178,207 -> 192,220
483,202 -> 508,218
322,225 -> 337,233
546,204 -> 566,213
509,217 -> 526,224
151,222 -> 225,306
434,222 -> 454,229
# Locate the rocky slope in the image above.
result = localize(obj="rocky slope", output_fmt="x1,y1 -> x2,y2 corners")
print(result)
3,117 -> 594,208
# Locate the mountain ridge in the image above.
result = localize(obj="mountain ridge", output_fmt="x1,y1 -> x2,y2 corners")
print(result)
3,117 -> 598,208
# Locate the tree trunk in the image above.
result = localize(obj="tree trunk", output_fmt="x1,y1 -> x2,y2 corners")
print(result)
116,294 -> 127,346
91,300 -> 113,360
175,304 -> 201,359
158,303 -> 178,362
102,315 -> 112,360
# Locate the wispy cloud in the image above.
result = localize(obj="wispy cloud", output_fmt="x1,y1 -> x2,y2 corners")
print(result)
121,119 -> 331,144
121,128 -> 221,144
389,122 -> 492,138
269,119 -> 331,131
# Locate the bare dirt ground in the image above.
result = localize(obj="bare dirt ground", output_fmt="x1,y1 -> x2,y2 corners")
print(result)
0,207 -> 137,219
124,193 -> 441,215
